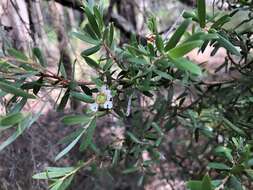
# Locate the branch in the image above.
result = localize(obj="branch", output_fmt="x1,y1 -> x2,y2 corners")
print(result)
45,0 -> 83,11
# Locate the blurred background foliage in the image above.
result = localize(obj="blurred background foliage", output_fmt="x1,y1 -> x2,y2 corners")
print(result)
0,0 -> 253,190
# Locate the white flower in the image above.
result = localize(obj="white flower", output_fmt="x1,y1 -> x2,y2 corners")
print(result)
89,85 -> 113,112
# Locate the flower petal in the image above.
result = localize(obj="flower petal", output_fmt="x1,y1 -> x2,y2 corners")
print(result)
89,103 -> 98,112
103,101 -> 113,109
101,85 -> 108,93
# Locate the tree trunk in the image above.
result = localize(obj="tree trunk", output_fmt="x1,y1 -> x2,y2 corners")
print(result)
0,0 -> 32,51
48,2 -> 79,109
26,0 -> 48,52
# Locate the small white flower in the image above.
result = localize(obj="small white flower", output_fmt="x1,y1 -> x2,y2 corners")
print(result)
90,103 -> 98,112
89,85 -> 113,112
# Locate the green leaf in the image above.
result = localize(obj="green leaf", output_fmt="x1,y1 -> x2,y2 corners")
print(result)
47,167 -> 75,173
217,34 -> 241,56
197,0 -> 206,28
201,175 -> 212,190
153,69 -> 173,80
127,57 -> 147,65
126,131 -> 143,144
165,19 -> 191,51
70,91 -> 94,103
214,146 -> 233,162
208,162 -> 231,170
71,31 -> 100,45
83,56 -> 100,69
58,128 -> 84,145
33,171 -> 65,179
57,89 -> 70,112
172,58 -> 202,75
33,167 -> 75,180
55,129 -> 85,161
0,107 -> 44,151
9,97 -> 27,114
62,115 -> 91,125
0,81 -> 36,99
93,6 -> 104,30
223,118 -> 246,136
33,47 -> 47,67
7,48 -> 28,61
81,45 -> 100,56
84,7 -> 101,38
0,112 -> 24,127
156,35 -> 164,52
187,180 -> 202,190
112,149 -> 120,166
122,166 -> 139,174
79,117 -> 96,151
50,180 -> 63,190
33,77 -> 43,95
168,40 -> 203,58
58,175 -> 74,190
184,32 -> 218,43
108,23 -> 114,47
228,175 -> 243,190
211,15 -> 231,29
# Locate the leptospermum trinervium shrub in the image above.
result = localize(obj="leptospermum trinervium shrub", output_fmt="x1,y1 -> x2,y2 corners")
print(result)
1,0 -> 253,189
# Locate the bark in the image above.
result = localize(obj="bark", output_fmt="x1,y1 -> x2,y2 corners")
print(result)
26,0 -> 48,50
0,0 -> 32,51
66,8 -> 76,30
48,1 -> 72,78
48,1 -> 79,109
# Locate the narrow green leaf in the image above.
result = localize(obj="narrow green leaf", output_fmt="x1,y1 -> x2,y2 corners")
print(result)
127,57 -> 147,65
62,115 -> 91,125
223,118 -> 246,136
211,15 -> 231,29
9,97 -> 27,114
7,48 -> 28,61
70,91 -> 94,103
47,167 -> 75,173
201,175 -> 212,190
33,47 -> 47,67
165,19 -> 191,51
208,162 -> 231,170
33,77 -> 43,95
81,45 -> 100,56
168,40 -> 203,58
187,180 -> 202,190
83,56 -> 100,69
109,23 -> 114,47
127,131 -> 143,144
33,171 -> 67,180
172,58 -> 202,75
0,107 -> 44,151
0,81 -> 36,99
57,89 -> 70,112
84,7 -> 101,38
71,31 -> 100,45
55,130 -> 85,161
184,32 -> 218,43
112,149 -> 120,166
197,0 -> 206,28
0,112 -> 24,126
79,117 -> 96,151
153,69 -> 173,80
156,35 -> 164,52
122,166 -> 139,174
217,34 -> 241,56
50,180 -> 63,190
93,6 -> 104,30
58,175 -> 74,190
229,175 -> 243,190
